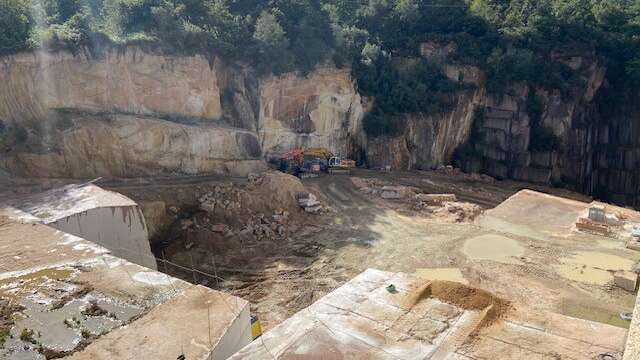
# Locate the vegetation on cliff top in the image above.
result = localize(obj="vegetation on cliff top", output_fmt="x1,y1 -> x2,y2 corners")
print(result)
2,0 -> 640,137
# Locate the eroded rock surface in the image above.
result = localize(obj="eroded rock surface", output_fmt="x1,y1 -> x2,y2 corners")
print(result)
258,67 -> 365,158
0,48 -> 366,178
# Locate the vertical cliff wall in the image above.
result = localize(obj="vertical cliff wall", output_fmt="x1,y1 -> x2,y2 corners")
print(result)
0,48 -> 224,122
365,65 -> 485,170
258,67 -> 365,159
1,46 -> 638,207
0,48 -> 366,177
577,94 -> 640,207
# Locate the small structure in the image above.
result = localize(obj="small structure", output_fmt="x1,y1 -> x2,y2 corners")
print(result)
2,183 -> 156,269
589,204 -> 607,223
576,204 -> 611,236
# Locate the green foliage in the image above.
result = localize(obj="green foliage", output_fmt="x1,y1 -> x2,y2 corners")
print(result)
356,56 -> 464,136
486,47 -> 536,94
19,328 -> 36,344
0,0 -> 33,53
526,88 -> 544,126
363,109 -> 399,137
4,0 -> 640,137
253,10 -> 293,74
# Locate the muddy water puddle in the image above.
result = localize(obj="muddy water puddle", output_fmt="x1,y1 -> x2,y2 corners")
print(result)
554,265 -> 612,285
554,251 -> 636,285
462,234 -> 525,264
560,298 -> 630,328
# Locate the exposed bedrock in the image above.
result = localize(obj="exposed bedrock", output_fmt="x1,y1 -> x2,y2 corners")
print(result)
0,48 -> 367,177
1,44 -> 640,207
258,67 -> 366,159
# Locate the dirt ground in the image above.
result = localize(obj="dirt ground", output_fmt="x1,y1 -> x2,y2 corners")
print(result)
2,168 -> 638,332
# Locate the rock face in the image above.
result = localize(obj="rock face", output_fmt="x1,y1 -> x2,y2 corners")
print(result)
258,67 -> 365,159
0,49 -> 223,122
1,112 -> 265,177
1,45 -> 640,208
0,48 -> 364,177
366,69 -> 485,170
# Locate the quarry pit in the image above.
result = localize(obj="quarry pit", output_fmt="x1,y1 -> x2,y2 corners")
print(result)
2,167 -> 640,358
125,168 -> 640,332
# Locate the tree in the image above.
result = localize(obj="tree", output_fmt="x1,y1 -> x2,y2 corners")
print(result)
0,0 -> 32,52
253,10 -> 293,74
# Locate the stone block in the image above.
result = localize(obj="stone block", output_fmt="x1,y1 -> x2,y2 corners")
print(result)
482,129 -> 508,151
415,194 -> 457,204
614,270 -> 638,292
476,144 -> 506,162
381,186 -> 407,199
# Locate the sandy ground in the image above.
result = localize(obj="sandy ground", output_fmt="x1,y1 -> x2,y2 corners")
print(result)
3,168 -> 638,333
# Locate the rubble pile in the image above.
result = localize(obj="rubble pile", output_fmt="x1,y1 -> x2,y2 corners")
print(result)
352,177 -> 481,222
199,183 -> 243,215
238,209 -> 290,241
352,177 -> 392,195
353,178 -> 417,200
437,201 -> 482,222
179,172 -> 324,246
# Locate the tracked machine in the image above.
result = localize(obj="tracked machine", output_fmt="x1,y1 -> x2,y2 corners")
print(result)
278,147 -> 355,177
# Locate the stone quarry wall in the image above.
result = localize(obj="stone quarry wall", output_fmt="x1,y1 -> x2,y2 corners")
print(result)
365,65 -> 485,170
0,47 -> 365,178
258,67 -> 365,159
1,45 -> 639,207
1,112 -> 265,177
49,205 -> 157,270
456,52 -> 605,187
0,48 -> 223,122
577,102 -> 640,207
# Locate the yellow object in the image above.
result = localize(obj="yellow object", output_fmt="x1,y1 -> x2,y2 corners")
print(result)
251,314 -> 262,339
341,159 -> 356,168
303,147 -> 333,158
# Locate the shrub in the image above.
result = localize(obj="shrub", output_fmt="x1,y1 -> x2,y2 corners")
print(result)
0,0 -> 32,53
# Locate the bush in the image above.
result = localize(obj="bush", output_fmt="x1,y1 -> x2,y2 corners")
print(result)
2,0 -> 640,122
0,0 -> 32,53
485,46 -> 536,94
363,109 -> 402,137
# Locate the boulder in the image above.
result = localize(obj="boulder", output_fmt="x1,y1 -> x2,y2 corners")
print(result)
415,193 -> 457,204
380,186 -> 407,199
614,270 -> 638,292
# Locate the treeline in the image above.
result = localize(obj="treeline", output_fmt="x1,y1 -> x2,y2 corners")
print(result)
3,0 -> 640,136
